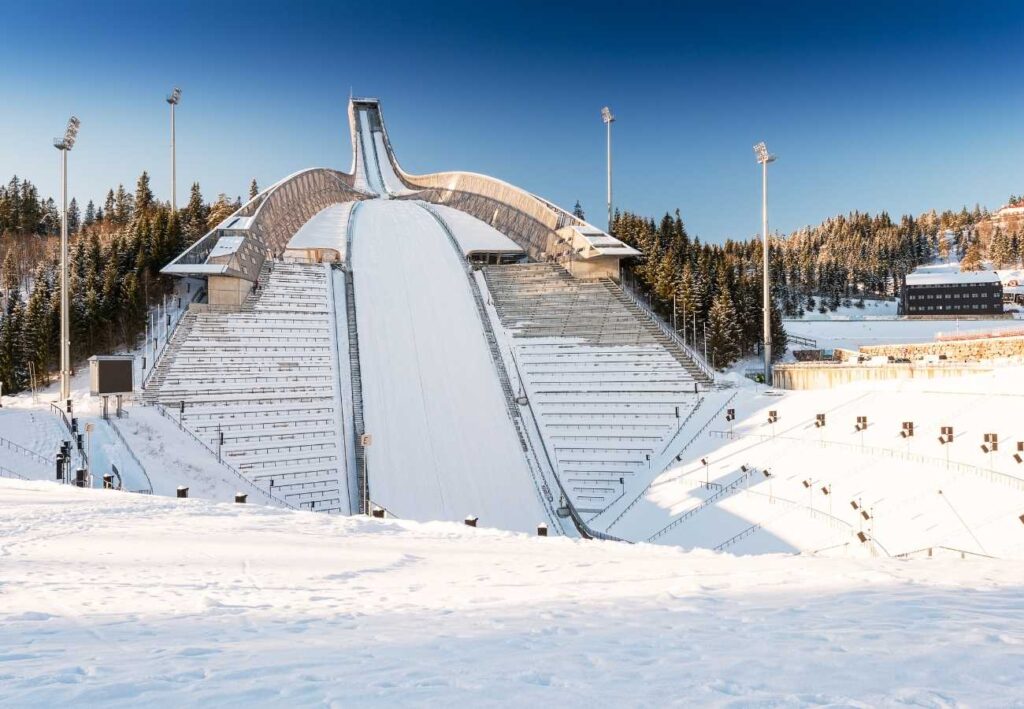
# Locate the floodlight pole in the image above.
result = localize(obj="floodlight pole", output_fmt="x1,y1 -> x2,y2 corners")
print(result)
602,107 -> 615,232
59,145 -> 70,400
754,142 -> 776,386
170,100 -> 176,210
167,88 -> 181,211
54,117 -> 79,402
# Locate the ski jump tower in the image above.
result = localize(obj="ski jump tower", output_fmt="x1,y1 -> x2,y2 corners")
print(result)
153,98 -> 713,538
164,98 -> 639,302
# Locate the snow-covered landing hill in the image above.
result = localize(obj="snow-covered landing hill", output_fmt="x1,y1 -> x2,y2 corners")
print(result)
2,479 -> 1022,706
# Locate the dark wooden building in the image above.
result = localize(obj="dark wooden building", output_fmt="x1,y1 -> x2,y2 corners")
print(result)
902,271 -> 1003,316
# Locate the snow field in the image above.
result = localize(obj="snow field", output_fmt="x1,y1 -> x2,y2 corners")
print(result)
2,478 -> 1024,706
612,369 -> 1024,556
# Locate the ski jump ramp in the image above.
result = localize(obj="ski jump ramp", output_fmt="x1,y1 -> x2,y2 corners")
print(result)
159,97 -> 710,539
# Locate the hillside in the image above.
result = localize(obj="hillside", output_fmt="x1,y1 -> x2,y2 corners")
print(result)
2,478 -> 1023,706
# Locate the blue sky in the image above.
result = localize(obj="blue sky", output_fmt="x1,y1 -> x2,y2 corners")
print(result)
1,0 -> 1022,242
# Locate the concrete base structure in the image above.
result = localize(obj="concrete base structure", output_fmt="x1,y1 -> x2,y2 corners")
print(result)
208,275 -> 254,306
773,361 -> 996,390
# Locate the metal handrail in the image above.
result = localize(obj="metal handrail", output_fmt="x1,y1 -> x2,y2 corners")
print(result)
647,468 -> 754,542
0,434 -> 50,467
615,279 -> 716,382
105,417 -> 155,494
0,464 -> 28,480
894,545 -> 996,560
709,429 -> 1024,492
713,523 -> 763,552
605,391 -> 738,530
154,405 -> 297,509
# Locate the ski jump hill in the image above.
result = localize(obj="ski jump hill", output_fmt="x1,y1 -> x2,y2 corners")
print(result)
145,98 -> 1024,557
151,97 -> 717,539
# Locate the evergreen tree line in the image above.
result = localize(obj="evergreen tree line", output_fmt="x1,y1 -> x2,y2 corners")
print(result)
0,171 -> 225,394
608,204 -> 994,370
611,209 -> 787,371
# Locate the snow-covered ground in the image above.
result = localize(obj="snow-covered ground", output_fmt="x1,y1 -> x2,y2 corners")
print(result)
350,200 -> 548,531
788,297 -> 898,321
2,478 -> 1023,706
784,317 -> 1015,352
605,366 -> 1024,557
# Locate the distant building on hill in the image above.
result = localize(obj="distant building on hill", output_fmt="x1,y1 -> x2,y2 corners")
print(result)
902,271 -> 1003,317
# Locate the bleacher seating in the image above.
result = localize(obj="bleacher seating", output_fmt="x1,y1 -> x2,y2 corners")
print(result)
144,261 -> 347,512
483,263 -> 704,516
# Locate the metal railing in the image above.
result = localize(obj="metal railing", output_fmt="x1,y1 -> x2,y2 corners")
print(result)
709,429 -> 1024,492
0,434 -> 50,467
646,467 -> 754,542
105,417 -> 155,494
154,405 -> 297,509
605,391 -> 738,530
894,545 -> 996,560
0,464 -> 28,480
714,523 -> 763,552
615,278 -> 716,383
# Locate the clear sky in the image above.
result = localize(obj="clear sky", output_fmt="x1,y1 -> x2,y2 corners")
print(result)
1,0 -> 1022,242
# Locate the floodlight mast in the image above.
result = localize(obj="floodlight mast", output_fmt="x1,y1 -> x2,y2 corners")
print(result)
754,141 -> 776,386
53,116 -> 80,401
166,88 -> 181,211
602,106 -> 615,233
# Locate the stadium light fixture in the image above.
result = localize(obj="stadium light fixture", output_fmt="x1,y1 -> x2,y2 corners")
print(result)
53,115 -> 80,401
754,141 -> 776,386
166,87 -> 182,211
601,106 -> 615,233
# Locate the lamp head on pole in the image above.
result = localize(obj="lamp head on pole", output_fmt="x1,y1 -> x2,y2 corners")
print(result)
753,141 -> 776,165
167,87 -> 182,105
54,116 -> 80,151
601,106 -> 615,124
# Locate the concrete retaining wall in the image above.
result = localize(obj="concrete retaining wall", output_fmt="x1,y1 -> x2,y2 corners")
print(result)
773,362 -> 995,390
860,336 -> 1024,361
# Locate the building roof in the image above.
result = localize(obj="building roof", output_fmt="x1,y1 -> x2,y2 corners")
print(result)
905,271 -> 1001,286
567,225 -> 641,259
286,203 -> 353,258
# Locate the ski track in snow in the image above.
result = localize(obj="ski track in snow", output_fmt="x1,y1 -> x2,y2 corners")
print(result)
1,479 -> 1023,706
350,200 -> 546,531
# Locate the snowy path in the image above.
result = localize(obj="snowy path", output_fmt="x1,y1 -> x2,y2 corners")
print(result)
2,479 -> 1023,706
350,200 -> 547,531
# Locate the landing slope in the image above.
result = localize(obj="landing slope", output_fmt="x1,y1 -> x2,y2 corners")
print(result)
350,199 -> 546,531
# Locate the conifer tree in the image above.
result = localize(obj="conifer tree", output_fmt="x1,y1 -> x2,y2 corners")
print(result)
135,171 -> 154,215
572,200 -> 585,220
68,197 -> 81,234
706,274 -> 742,369
84,200 -> 96,227
960,238 -> 983,271
249,179 -> 259,200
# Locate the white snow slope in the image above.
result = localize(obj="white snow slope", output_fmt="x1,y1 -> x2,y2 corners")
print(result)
350,200 -> 547,531
2,478 -> 1023,707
